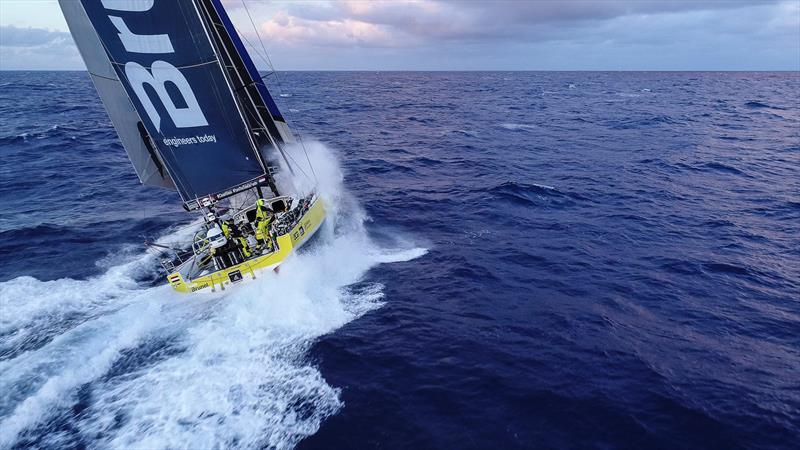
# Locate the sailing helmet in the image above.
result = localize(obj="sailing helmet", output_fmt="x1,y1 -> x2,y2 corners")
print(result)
206,225 -> 227,249
256,199 -> 265,207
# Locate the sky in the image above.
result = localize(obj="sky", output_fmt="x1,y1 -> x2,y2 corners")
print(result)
0,0 -> 798,70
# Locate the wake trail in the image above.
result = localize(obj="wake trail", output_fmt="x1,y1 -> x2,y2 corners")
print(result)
0,142 -> 426,449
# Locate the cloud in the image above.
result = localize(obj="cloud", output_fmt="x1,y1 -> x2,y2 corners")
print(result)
0,25 -> 81,70
260,11 -> 397,47
215,0 -> 798,70
232,0 -> 790,47
0,1 -> 796,70
1,24 -> 72,47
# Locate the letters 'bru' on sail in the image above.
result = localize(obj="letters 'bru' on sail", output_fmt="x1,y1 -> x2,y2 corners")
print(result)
59,0 -> 294,209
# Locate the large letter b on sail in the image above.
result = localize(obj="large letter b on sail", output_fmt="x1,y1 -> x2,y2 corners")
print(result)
124,61 -> 208,132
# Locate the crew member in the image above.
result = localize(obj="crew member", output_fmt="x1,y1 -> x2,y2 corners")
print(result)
221,219 -> 231,239
236,236 -> 251,258
226,220 -> 252,259
205,213 -> 230,269
254,199 -> 274,249
255,199 -> 272,221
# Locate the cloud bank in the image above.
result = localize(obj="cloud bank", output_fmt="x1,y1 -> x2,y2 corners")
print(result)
223,0 -> 799,70
0,25 -> 81,70
246,0 -> 790,46
1,0 -> 798,70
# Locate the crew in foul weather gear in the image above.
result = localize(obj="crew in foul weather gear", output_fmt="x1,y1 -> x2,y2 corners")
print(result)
221,220 -> 231,239
255,199 -> 271,221
237,236 -> 251,257
256,220 -> 270,245
254,199 -> 275,249
206,222 -> 230,269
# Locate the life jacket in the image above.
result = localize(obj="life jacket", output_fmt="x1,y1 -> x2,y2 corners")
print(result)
255,219 -> 270,241
255,203 -> 272,222
221,221 -> 231,239
237,236 -> 251,257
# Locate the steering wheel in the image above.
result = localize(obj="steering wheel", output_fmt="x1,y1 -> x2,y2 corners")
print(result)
192,230 -> 210,254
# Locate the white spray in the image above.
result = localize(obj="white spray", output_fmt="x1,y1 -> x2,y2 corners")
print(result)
0,142 -> 427,449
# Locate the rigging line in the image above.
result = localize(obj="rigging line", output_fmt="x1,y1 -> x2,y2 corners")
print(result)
235,29 -> 274,74
280,143 -> 313,182
196,0 -> 275,197
108,58 -> 220,70
209,17 -> 273,70
87,72 -> 119,82
239,0 -> 317,183
241,0 -> 275,73
203,0 -> 289,178
234,93 -> 297,178
234,95 -> 311,182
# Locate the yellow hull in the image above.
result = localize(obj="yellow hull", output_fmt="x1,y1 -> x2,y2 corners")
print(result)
167,198 -> 326,293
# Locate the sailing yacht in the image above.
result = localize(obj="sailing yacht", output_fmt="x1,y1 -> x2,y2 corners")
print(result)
60,0 -> 325,293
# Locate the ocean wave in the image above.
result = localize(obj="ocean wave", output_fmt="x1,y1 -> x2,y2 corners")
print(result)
744,101 -> 786,110
487,181 -> 586,207
701,162 -> 746,176
499,123 -> 537,132
3,70 -> 798,449
606,115 -> 679,129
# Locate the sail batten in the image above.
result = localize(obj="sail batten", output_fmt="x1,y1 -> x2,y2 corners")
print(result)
61,0 -> 271,205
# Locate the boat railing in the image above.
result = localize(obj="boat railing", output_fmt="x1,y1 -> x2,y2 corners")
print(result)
145,240 -> 194,274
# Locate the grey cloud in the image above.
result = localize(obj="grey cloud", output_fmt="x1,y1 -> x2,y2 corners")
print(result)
1,25 -> 72,47
446,0 -> 784,24
242,0 -> 797,70
281,0 -> 788,43
0,1 -> 795,70
0,25 -> 81,70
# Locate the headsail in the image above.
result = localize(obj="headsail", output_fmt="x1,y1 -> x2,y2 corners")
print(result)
60,0 -> 270,206
59,0 -> 174,190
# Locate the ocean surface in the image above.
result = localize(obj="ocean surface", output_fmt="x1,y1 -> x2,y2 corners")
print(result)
0,71 -> 798,449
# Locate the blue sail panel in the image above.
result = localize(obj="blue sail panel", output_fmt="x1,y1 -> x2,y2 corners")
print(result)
78,0 -> 265,202
209,0 -> 286,128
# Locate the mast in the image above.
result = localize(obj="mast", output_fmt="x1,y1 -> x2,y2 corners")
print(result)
187,0 -> 270,175
194,0 -> 291,177
200,0 -> 296,172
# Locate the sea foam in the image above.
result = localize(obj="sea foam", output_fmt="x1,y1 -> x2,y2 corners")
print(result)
0,142 -> 426,449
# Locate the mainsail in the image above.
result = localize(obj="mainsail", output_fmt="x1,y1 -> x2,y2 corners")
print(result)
60,0 -> 290,207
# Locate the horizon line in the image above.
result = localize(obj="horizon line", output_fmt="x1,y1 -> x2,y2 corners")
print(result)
1,69 -> 799,73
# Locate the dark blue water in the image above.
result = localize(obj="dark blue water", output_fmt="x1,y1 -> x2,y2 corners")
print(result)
1,71 -> 798,449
